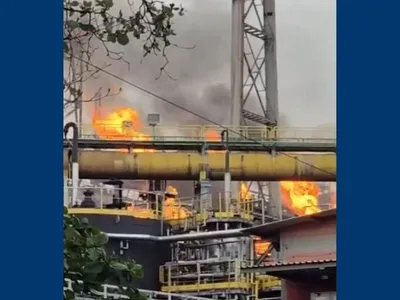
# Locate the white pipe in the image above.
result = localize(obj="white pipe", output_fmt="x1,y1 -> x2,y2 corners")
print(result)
72,162 -> 79,204
106,228 -> 246,242
224,172 -> 231,211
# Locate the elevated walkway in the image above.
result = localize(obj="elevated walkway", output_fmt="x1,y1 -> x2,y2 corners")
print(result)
67,124 -> 336,153
65,185 -> 256,232
75,124 -> 336,144
159,259 -> 280,296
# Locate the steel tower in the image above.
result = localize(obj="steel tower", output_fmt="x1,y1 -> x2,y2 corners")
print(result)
231,0 -> 281,220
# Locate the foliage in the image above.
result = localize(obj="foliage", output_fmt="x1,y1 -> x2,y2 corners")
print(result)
64,207 -> 146,300
63,0 -> 184,108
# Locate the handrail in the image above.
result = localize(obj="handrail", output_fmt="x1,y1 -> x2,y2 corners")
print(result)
65,279 -> 213,300
71,124 -> 336,143
64,184 -> 257,226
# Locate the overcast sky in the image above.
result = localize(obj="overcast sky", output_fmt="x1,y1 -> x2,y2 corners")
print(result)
76,0 -> 336,128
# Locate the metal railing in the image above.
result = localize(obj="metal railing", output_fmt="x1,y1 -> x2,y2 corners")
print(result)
64,185 -> 161,211
64,185 -> 257,231
159,259 -> 254,293
74,124 -> 336,143
64,279 -> 213,300
160,259 -> 240,286
256,275 -> 281,291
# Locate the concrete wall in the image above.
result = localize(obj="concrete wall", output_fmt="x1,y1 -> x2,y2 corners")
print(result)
280,216 -> 336,262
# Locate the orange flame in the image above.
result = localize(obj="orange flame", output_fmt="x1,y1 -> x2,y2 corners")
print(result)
91,107 -> 154,153
204,130 -> 220,141
126,185 -> 192,220
254,236 -> 271,256
280,181 -> 321,216
163,185 -> 192,219
240,182 -> 252,202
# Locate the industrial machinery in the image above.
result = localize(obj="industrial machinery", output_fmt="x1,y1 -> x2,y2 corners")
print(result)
63,0 -> 337,296
65,179 -> 282,300
64,115 -> 336,300
158,186 -> 281,300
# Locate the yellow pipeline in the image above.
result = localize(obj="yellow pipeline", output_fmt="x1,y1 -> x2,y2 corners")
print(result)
63,150 -> 336,181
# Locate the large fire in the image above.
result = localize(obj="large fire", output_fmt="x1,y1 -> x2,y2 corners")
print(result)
92,107 -> 154,153
280,181 -> 321,216
91,107 -> 333,221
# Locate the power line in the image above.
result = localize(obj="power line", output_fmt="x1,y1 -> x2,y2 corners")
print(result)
70,55 -> 336,177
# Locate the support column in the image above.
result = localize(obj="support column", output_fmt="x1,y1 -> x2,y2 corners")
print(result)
231,0 -> 244,203
264,0 -> 279,124
231,0 -> 244,127
264,0 -> 282,220
198,144 -> 212,212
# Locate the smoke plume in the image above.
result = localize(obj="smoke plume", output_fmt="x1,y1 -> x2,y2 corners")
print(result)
66,0 -> 336,129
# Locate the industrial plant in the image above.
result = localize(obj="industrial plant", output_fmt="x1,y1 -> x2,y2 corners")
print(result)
63,1 -> 337,300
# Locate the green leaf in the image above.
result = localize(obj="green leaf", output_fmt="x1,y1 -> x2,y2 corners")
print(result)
117,33 -> 129,46
79,23 -> 96,32
126,288 -> 147,300
92,232 -> 109,246
64,258 -> 69,270
66,20 -> 79,30
83,1 -> 92,7
87,248 -> 100,261
102,0 -> 113,8
85,261 -> 104,274
133,29 -> 140,39
70,1 -> 80,6
64,289 -> 75,300
64,227 -> 80,240
107,33 -> 116,43
130,264 -> 143,278
110,261 -> 129,271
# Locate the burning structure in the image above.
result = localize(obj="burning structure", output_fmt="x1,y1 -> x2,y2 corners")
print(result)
64,105 -> 336,300
64,0 -> 336,299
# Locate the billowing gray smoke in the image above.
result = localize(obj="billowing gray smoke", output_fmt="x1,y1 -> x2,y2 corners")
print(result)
67,0 -> 336,129
65,0 -> 336,204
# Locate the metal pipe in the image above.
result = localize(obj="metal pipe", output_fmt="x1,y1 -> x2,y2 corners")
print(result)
106,228 -> 246,242
63,150 -> 336,181
231,0 -> 244,126
64,122 -> 79,204
221,130 -> 231,211
264,0 -> 279,124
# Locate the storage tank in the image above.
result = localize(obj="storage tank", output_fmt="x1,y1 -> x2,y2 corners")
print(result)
74,213 -> 170,291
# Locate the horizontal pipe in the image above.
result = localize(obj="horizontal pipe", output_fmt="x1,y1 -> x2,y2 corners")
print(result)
65,139 -> 336,152
63,150 -> 336,181
106,229 -> 246,242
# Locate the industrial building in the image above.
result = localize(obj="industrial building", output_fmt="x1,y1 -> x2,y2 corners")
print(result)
64,122 -> 336,300
63,0 -> 336,299
242,209 -> 337,300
